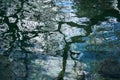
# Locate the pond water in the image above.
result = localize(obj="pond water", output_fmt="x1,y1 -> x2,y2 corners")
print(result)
0,0 -> 120,80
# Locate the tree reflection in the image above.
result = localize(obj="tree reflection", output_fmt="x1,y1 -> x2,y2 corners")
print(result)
0,0 -> 120,80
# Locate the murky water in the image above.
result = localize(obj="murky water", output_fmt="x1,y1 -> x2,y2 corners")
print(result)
0,0 -> 120,80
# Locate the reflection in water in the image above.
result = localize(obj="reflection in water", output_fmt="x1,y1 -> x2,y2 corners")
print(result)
0,0 -> 120,80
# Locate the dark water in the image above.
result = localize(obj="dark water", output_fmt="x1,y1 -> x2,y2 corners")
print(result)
0,0 -> 120,80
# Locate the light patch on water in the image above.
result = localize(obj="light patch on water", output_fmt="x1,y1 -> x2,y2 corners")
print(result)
61,24 -> 87,42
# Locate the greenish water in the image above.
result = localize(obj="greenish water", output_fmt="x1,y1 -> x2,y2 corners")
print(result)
0,0 -> 120,80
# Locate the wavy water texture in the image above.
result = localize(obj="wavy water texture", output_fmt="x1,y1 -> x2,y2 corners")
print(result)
0,0 -> 120,80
